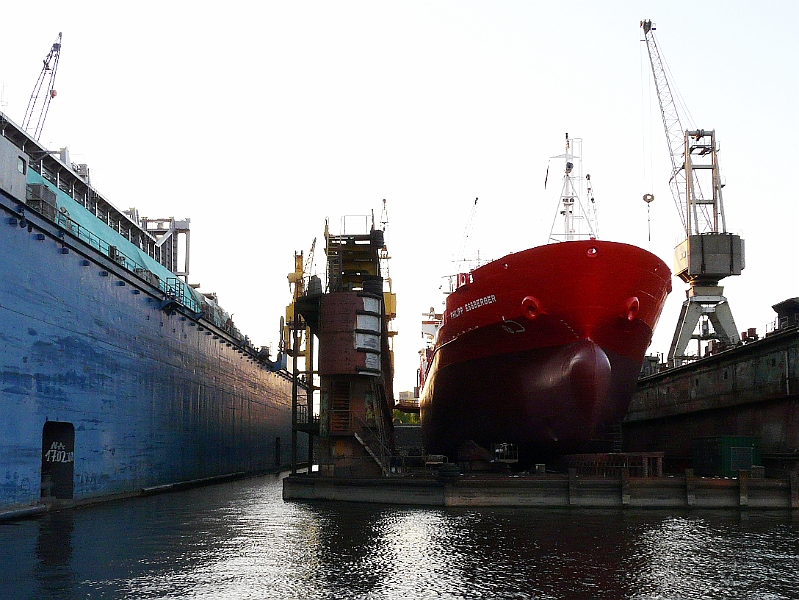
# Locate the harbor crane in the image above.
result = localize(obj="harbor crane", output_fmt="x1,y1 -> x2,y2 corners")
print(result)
283,236 -> 317,354
641,19 -> 744,366
22,32 -> 62,141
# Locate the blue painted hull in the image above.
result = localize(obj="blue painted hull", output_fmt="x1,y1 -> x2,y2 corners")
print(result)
0,190 -> 298,510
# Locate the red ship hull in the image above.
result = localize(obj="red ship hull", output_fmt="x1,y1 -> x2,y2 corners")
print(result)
420,240 -> 671,459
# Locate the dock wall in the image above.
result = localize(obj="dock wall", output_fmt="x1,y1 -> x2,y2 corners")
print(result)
0,189 -> 299,512
625,328 -> 799,473
283,472 -> 799,509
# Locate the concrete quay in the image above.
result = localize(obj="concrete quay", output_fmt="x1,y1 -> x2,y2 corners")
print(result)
283,470 -> 799,509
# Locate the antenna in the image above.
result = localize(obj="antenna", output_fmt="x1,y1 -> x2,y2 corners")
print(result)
548,135 -> 597,242
454,197 -> 479,272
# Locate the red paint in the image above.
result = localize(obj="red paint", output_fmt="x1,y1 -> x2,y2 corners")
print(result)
420,240 -> 672,458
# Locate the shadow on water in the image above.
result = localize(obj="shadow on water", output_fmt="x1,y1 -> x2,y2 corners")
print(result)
298,501 -> 400,596
33,511 -> 76,600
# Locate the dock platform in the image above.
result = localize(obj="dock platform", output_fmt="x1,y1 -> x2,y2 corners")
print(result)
283,470 -> 799,509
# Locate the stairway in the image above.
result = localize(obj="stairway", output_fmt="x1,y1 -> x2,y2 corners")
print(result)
354,431 -> 390,476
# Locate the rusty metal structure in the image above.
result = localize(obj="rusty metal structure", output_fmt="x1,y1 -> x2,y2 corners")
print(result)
626,298 -> 799,476
288,208 -> 397,476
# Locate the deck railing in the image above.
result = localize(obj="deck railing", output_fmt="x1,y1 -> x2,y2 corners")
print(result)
26,185 -> 200,314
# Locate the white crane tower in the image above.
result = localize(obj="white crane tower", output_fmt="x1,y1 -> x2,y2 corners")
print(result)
641,19 -> 744,366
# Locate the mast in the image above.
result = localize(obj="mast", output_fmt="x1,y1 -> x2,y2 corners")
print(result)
548,134 -> 597,243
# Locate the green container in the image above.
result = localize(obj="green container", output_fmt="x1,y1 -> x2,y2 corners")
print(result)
692,436 -> 762,477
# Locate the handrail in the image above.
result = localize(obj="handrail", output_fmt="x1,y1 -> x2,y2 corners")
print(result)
352,413 -> 392,470
295,404 -> 319,426
25,186 -> 200,314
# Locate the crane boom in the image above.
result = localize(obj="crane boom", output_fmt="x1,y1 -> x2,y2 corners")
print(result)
640,19 -> 745,365
641,20 -> 729,239
640,20 -> 689,232
22,32 -> 62,141
303,237 -> 316,282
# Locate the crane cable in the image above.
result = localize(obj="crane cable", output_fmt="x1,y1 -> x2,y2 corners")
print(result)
640,36 -> 655,249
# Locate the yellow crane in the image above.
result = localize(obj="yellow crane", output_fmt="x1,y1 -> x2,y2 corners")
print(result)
283,237 -> 316,357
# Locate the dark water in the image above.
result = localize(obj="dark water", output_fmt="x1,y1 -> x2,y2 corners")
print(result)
1,475 -> 798,599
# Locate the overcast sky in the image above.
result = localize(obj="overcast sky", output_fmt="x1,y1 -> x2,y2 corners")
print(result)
1,0 -> 797,392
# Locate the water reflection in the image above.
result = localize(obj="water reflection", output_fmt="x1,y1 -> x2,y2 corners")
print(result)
629,513 -> 799,599
0,477 -> 797,599
33,511 -> 76,599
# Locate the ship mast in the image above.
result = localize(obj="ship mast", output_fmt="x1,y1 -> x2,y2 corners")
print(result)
548,133 -> 597,243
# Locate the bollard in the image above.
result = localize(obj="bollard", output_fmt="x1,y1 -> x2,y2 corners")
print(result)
685,468 -> 696,507
738,470 -> 749,507
621,468 -> 631,507
568,468 -> 577,506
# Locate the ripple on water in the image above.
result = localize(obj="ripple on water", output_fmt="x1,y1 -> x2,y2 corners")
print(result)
1,477 -> 798,599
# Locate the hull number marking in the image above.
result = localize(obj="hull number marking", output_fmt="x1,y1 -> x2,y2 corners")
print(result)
44,441 -> 74,463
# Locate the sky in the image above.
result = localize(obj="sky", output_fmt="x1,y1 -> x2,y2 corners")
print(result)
1,0 -> 797,393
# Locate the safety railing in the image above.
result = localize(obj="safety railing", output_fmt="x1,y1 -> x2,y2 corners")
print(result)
295,404 -> 320,427
25,185 -> 200,314
352,413 -> 393,474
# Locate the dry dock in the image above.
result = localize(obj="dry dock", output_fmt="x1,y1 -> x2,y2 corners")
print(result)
283,470 -> 799,509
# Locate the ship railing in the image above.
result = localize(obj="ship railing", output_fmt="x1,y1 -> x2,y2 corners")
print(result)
26,185 -> 58,220
163,277 -> 201,314
21,190 -> 201,315
492,443 -> 519,463
424,454 -> 448,474
565,452 -> 664,478
40,164 -> 57,186
295,403 -> 319,426
395,398 -> 420,411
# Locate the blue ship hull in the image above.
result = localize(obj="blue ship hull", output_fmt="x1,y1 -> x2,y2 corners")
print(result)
0,128 -> 299,512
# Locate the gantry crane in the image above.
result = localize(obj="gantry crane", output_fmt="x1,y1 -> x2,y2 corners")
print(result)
22,32 -> 62,141
641,19 -> 744,365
